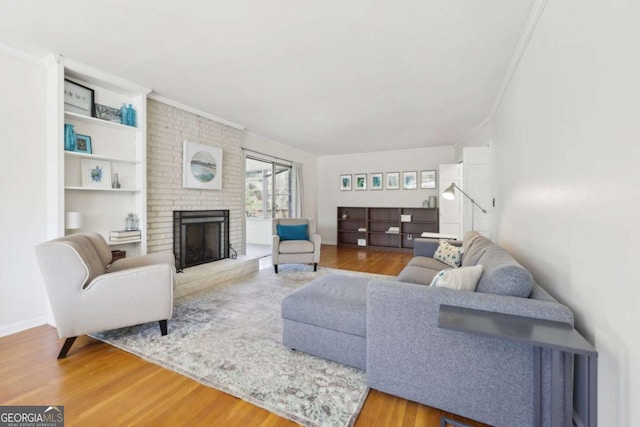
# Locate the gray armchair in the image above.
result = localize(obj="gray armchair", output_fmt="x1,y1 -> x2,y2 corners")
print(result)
272,218 -> 321,273
35,232 -> 175,358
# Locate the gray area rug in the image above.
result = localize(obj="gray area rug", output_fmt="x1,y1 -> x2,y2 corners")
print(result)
92,265 -> 391,427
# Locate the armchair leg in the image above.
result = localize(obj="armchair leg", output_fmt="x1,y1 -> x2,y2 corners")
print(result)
58,336 -> 77,359
274,265 -> 278,274
159,320 -> 168,336
313,263 -> 318,272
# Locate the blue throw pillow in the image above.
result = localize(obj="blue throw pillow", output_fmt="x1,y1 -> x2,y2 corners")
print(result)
277,224 -> 308,241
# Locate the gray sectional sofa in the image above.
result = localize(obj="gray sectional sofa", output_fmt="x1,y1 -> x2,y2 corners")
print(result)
282,231 -> 575,427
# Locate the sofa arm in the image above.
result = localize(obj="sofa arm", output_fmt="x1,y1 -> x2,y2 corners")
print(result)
366,279 -> 574,426
84,264 -> 174,309
108,250 -> 175,272
413,238 -> 439,257
311,233 -> 322,262
272,235 -> 281,264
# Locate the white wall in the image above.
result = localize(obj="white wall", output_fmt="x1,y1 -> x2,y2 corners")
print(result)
0,49 -> 50,336
317,146 -> 454,244
491,1 -> 640,425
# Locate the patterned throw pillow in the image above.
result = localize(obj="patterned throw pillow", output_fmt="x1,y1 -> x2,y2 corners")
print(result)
433,240 -> 464,268
430,264 -> 484,291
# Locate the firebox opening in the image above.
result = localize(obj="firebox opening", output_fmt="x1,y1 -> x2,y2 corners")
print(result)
174,210 -> 230,269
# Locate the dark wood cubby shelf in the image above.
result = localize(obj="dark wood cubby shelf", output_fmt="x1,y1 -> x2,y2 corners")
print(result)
337,206 -> 439,252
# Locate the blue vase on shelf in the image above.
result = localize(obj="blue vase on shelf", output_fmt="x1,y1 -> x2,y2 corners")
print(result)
127,104 -> 136,127
120,103 -> 129,126
64,124 -> 76,151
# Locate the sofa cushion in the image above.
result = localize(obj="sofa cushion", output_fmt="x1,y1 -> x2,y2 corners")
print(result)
434,240 -> 463,268
461,231 -> 492,267
430,264 -> 483,291
408,256 -> 450,271
278,240 -> 315,254
475,247 -> 533,298
277,223 -> 308,241
281,273 -> 368,337
397,265 -> 440,286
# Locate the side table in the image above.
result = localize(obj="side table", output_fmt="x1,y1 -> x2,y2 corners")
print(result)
438,304 -> 597,427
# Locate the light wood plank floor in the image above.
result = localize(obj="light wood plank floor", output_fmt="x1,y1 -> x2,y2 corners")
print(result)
0,245 -> 489,427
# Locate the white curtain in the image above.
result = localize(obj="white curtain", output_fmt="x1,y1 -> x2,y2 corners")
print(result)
293,162 -> 304,217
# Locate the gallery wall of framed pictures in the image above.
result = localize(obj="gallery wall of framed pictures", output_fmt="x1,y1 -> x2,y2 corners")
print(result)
340,170 -> 436,191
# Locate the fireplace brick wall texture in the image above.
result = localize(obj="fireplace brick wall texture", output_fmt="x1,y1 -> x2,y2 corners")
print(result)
146,99 -> 243,254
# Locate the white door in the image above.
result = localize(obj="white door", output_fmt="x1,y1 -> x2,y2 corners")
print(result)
462,147 -> 491,238
438,163 -> 463,239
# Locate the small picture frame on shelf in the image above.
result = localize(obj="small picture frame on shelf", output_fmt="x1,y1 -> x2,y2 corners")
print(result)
74,134 -> 92,154
340,174 -> 352,191
354,173 -> 367,191
80,159 -> 112,189
403,171 -> 417,189
94,103 -> 121,123
386,172 -> 400,190
64,79 -> 94,117
370,173 -> 383,190
420,170 -> 436,189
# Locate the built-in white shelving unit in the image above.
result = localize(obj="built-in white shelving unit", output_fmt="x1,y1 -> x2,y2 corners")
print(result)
46,56 -> 151,256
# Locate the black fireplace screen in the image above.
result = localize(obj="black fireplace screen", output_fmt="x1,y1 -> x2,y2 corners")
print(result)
173,210 -> 230,269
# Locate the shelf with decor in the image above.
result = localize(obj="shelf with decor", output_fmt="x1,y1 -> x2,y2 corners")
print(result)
65,111 -> 142,133
337,206 -> 439,252
47,57 -> 151,256
336,207 -> 368,247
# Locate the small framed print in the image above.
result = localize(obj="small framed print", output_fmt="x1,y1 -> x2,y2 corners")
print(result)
421,170 -> 436,189
354,173 -> 367,191
81,159 -> 112,189
403,171 -> 417,189
64,79 -> 94,117
340,174 -> 352,191
386,172 -> 400,190
370,173 -> 383,190
75,134 -> 92,154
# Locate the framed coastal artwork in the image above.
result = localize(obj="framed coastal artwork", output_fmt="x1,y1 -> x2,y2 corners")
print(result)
403,171 -> 417,189
183,141 -> 223,190
386,172 -> 400,190
354,173 -> 367,191
421,170 -> 436,189
370,173 -> 383,190
340,174 -> 352,191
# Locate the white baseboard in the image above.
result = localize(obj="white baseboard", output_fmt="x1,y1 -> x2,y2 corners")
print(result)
0,316 -> 49,338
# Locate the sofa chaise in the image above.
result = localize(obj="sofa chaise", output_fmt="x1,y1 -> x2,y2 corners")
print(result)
282,231 -> 574,427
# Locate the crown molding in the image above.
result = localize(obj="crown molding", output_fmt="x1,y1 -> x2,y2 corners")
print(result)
455,0 -> 549,148
0,42 -> 47,65
490,0 -> 550,117
148,94 -> 245,130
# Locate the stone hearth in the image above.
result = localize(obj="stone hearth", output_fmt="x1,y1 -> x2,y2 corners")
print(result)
175,255 -> 259,298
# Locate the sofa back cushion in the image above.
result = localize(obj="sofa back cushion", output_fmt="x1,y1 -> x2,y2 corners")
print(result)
84,232 -> 113,266
475,246 -> 533,298
461,231 -> 492,266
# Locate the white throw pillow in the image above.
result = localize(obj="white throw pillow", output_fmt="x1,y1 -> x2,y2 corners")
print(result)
430,264 -> 484,291
433,240 -> 464,268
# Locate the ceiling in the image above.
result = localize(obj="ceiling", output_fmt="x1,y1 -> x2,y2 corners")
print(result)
0,0 -> 535,156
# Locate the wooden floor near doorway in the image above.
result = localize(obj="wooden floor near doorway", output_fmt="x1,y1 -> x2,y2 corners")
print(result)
0,245 -> 489,427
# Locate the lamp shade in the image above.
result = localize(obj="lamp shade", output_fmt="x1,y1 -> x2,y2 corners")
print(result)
65,211 -> 83,230
442,183 -> 456,200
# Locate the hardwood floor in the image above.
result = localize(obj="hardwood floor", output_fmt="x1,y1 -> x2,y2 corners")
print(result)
1,245 -> 488,427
